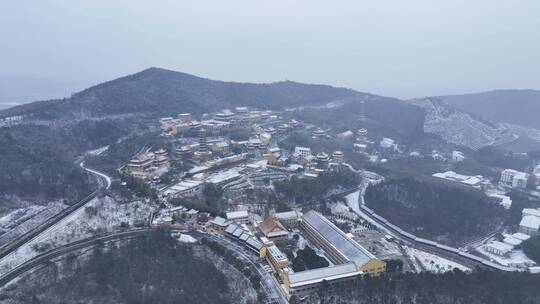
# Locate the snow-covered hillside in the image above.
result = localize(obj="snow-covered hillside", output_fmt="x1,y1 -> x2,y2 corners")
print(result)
0,196 -> 155,274
408,98 -> 515,150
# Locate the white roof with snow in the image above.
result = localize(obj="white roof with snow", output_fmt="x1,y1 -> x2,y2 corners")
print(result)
287,262 -> 360,287
503,236 -> 522,246
512,232 -> 531,241
302,211 -> 375,268
162,179 -> 203,196
486,241 -> 513,253
523,208 -> 540,218
226,210 -> 249,220
210,216 -> 229,227
520,216 -> 540,230
274,210 -> 302,221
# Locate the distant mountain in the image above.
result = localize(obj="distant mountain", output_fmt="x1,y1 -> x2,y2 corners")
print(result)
437,89 -> 540,129
407,98 -> 515,150
0,102 -> 19,110
0,67 -> 360,120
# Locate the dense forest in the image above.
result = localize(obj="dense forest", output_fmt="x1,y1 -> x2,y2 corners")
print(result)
0,119 -> 133,203
294,98 -> 426,143
273,169 -> 360,205
523,236 -> 540,264
300,268 -> 540,304
0,67 -> 359,120
85,130 -> 167,176
0,231 -> 245,304
201,238 -> 267,302
364,176 -> 506,245
471,146 -> 532,172
170,184 -> 225,216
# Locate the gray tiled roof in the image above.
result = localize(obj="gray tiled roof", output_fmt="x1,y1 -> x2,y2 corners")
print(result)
303,211 -> 375,267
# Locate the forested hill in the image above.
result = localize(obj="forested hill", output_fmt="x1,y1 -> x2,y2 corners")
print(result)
0,68 -> 426,202
365,176 -> 506,245
437,89 -> 540,129
0,67 -> 426,137
0,67 -> 362,119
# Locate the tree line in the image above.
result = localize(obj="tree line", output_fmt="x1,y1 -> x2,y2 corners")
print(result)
299,268 -> 540,304
365,176 -> 506,245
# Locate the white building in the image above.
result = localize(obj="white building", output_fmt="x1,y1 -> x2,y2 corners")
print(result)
206,168 -> 242,186
274,210 -> 302,227
337,130 -> 354,139
284,263 -> 361,297
519,208 -> 540,236
534,165 -> 540,179
162,179 -> 203,198
226,210 -> 249,224
502,232 -> 530,247
267,245 -> 289,270
294,147 -> 312,158
354,143 -> 368,153
432,171 -> 485,189
487,193 -> 513,209
451,151 -> 465,162
523,208 -> 540,218
332,151 -> 344,163
500,169 -> 529,189
409,151 -> 421,157
379,137 -> 395,149
484,241 -> 513,257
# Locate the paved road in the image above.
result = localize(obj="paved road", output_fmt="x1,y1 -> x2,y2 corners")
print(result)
0,229 -> 150,287
349,181 -> 487,270
0,160 -> 111,263
0,228 -> 289,304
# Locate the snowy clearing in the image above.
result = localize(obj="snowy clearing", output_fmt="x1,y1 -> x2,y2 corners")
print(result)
0,196 -> 155,274
404,246 -> 470,273
475,246 -> 536,268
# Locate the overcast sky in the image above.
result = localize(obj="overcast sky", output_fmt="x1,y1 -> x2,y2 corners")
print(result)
1,0 -> 539,105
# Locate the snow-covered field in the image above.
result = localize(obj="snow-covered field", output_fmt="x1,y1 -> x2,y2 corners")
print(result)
345,191 -> 361,214
85,145 -> 109,156
475,246 -> 535,268
0,196 -> 155,274
408,98 -> 510,150
404,246 -> 470,273
177,234 -> 197,243
329,201 -> 350,214
0,202 -> 66,247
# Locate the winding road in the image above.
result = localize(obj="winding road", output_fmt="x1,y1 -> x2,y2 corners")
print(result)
0,229 -> 150,286
0,159 -> 111,264
0,228 -> 288,304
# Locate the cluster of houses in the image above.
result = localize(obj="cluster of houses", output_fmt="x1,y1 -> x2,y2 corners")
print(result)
481,207 -> 540,267
159,108 -> 292,138
499,169 -> 530,189
275,146 -> 346,177
151,206 -> 385,297
126,148 -> 171,181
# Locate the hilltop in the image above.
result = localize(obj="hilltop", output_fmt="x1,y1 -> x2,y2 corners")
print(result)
0,67 -> 360,120
0,68 -> 425,204
437,89 -> 540,129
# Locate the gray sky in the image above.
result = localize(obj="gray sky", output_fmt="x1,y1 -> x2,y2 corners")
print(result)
1,0 -> 539,105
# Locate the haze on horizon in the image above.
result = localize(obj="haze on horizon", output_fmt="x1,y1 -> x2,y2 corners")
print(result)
1,0 -> 540,106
